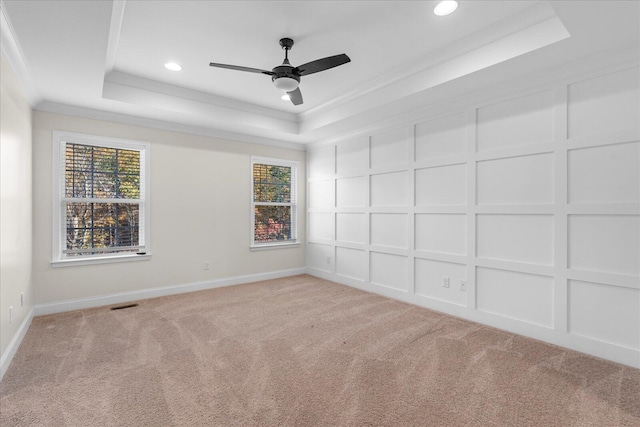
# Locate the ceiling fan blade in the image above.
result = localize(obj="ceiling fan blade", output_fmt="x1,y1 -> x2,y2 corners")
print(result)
209,62 -> 274,75
294,54 -> 350,76
287,87 -> 303,105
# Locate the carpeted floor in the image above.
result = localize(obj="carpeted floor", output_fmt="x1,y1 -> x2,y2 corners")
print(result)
1,274 -> 639,426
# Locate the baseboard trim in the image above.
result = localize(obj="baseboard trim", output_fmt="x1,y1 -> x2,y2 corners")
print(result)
306,268 -> 640,369
1,268 -> 305,383
0,307 -> 34,381
33,268 -> 306,317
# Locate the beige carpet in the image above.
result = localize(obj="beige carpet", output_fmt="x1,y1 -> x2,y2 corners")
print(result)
1,274 -> 639,426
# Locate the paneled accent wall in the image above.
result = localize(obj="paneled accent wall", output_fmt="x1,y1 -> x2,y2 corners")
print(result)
306,66 -> 640,368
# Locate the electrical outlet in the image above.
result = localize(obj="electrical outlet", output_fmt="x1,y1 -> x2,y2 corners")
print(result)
460,280 -> 467,292
442,277 -> 450,288
21,292 -> 24,307
9,306 -> 13,324
326,256 -> 331,264
204,262 -> 210,271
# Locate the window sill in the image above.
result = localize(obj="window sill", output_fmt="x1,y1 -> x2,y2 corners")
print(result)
51,253 -> 152,268
250,242 -> 301,251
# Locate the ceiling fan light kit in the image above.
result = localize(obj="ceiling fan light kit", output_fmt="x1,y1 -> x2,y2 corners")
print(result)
273,77 -> 299,91
209,37 -> 350,106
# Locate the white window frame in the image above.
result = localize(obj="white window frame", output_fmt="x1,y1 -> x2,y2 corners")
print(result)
250,156 -> 300,250
51,131 -> 151,267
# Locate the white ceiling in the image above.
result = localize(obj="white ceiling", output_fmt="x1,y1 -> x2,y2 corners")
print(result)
1,0 -> 639,146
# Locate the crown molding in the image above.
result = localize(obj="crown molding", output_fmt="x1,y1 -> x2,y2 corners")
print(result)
104,0 -> 126,74
307,44 -> 640,150
35,101 -> 307,151
299,2 -> 563,125
0,0 -> 42,106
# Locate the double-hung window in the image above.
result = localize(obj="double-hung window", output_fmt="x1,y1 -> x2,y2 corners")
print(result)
251,157 -> 299,248
52,131 -> 150,265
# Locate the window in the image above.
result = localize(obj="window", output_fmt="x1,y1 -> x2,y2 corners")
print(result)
52,131 -> 150,265
251,157 -> 299,248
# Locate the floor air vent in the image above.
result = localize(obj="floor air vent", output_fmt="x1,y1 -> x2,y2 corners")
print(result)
110,303 -> 139,311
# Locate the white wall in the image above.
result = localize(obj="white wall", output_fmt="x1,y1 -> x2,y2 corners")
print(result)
32,111 -> 306,306
0,53 -> 33,373
306,64 -> 640,368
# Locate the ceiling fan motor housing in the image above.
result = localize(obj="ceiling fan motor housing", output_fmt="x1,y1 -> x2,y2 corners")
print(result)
272,38 -> 299,91
272,65 -> 300,91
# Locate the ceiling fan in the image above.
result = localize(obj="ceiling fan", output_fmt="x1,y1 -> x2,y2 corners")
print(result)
209,38 -> 350,106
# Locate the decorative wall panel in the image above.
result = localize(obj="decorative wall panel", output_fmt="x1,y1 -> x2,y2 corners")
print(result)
477,267 -> 553,327
337,137 -> 368,176
308,212 -> 334,241
307,65 -> 640,367
370,126 -> 411,169
308,145 -> 334,178
477,153 -> 554,205
568,214 -> 640,276
569,280 -> 640,349
370,252 -> 408,292
568,141 -> 640,204
336,176 -> 366,207
336,213 -> 365,244
415,214 -> 466,255
309,179 -> 334,209
415,164 -> 467,206
415,112 -> 468,161
568,67 -> 640,139
477,214 -> 554,266
415,258 -> 467,306
336,247 -> 366,281
477,90 -> 554,152
370,171 -> 408,207
307,242 -> 332,273
371,213 -> 408,249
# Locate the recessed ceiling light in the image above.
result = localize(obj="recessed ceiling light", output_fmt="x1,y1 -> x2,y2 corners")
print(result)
434,0 -> 458,16
281,94 -> 290,101
164,62 -> 182,71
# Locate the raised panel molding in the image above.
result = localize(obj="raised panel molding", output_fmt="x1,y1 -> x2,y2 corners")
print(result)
308,179 -> 335,209
336,176 -> 366,207
370,171 -> 408,206
476,267 -> 554,328
370,126 -> 412,169
370,252 -> 408,292
370,213 -> 408,249
308,213 -> 334,241
336,247 -> 366,281
568,214 -> 640,277
308,145 -> 335,178
476,90 -> 554,152
477,153 -> 554,205
415,258 -> 467,306
415,112 -> 468,160
568,141 -> 640,204
307,242 -> 333,273
415,164 -> 467,206
306,65 -> 640,369
336,213 -> 365,244
415,214 -> 466,255
477,214 -> 554,266
569,280 -> 640,350
336,137 -> 368,176
568,67 -> 640,139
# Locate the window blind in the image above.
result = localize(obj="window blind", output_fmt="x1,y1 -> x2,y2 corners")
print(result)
252,161 -> 297,244
63,143 -> 144,256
